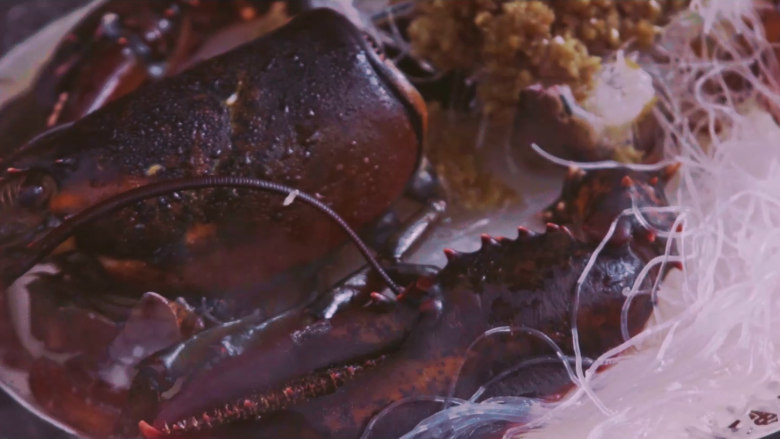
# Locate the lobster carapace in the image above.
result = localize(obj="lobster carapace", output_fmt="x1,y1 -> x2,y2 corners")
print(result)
0,8 -> 425,302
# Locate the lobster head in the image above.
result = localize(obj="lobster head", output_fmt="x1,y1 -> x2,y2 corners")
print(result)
0,8 -> 427,291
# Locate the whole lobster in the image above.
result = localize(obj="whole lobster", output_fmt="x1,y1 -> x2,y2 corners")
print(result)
0,3 -> 677,439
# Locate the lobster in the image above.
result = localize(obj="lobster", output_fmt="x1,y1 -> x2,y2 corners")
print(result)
0,2 -> 678,439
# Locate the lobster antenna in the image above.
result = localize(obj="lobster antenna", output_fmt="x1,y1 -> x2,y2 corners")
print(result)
12,176 -> 401,294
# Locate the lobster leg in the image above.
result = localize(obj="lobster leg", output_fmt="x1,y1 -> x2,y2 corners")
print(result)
365,158 -> 447,259
380,198 -> 447,262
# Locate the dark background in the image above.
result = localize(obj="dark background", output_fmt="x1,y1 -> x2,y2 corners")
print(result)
0,0 -> 89,57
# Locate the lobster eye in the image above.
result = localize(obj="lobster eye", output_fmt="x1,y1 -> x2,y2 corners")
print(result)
19,173 -> 56,210
0,172 -> 57,211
